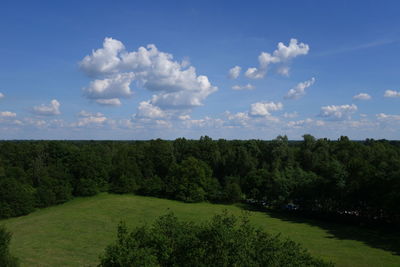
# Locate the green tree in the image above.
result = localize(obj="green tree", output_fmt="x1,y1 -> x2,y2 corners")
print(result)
99,212 -> 333,267
0,226 -> 19,267
0,178 -> 35,218
165,157 -> 213,202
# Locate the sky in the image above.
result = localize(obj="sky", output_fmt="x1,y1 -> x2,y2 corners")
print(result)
0,0 -> 400,140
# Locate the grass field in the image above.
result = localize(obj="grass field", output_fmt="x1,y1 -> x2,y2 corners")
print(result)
1,193 -> 400,267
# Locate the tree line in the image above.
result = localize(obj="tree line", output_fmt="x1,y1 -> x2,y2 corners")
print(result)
0,135 -> 399,224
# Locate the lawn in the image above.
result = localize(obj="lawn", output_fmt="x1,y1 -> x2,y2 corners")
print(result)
2,193 -> 400,266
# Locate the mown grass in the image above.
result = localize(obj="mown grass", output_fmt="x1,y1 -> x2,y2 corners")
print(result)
2,193 -> 400,266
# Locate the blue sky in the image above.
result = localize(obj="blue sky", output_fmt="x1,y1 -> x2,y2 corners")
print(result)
0,0 -> 400,140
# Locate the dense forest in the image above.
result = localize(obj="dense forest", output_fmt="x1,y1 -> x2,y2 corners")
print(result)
0,136 -> 399,224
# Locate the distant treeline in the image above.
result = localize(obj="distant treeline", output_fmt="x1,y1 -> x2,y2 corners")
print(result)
0,136 -> 399,224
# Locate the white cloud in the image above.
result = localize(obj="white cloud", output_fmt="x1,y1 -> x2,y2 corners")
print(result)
0,111 -> 16,118
283,111 -> 298,118
376,113 -> 400,121
182,116 -> 224,128
136,101 -> 166,119
287,118 -> 325,128
345,120 -> 377,128
74,111 -> 107,127
353,93 -> 371,100
232,84 -> 254,90
250,101 -> 283,116
320,104 -> 357,120
80,38 -> 217,109
178,115 -> 191,120
80,37 -> 125,77
83,73 -> 135,100
33,99 -> 60,116
285,77 -> 315,99
287,118 -> 313,128
23,118 -> 47,127
277,66 -> 290,76
225,111 -> 250,127
244,67 -> 265,79
245,38 -> 309,79
273,39 -> 310,60
155,120 -> 172,128
228,66 -> 241,79
78,110 -> 104,117
76,117 -> 107,127
0,93 -> 4,99
149,74 -> 217,109
384,90 -> 400,98
118,119 -> 135,129
95,98 -> 122,106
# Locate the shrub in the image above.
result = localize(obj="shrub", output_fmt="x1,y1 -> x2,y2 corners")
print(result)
0,226 -> 19,267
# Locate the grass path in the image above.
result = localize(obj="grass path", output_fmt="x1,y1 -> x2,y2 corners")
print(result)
2,193 -> 400,266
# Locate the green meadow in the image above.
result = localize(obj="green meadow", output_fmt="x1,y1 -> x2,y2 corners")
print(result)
2,193 -> 400,267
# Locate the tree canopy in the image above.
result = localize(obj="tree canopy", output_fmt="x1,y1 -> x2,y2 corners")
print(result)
0,136 -> 399,224
99,212 -> 333,267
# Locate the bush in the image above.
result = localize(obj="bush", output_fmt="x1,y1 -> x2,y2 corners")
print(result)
0,178 -> 35,219
99,212 -> 333,267
0,226 -> 19,267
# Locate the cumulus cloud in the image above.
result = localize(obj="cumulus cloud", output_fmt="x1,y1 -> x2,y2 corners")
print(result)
74,110 -> 107,127
149,74 -> 216,109
136,101 -> 166,119
225,111 -> 250,127
32,99 -> 60,116
80,38 -> 217,109
384,90 -> 400,98
83,73 -> 135,100
320,104 -> 357,120
285,77 -> 315,99
249,101 -> 283,117
232,84 -> 254,90
245,38 -> 309,79
353,93 -> 371,100
95,98 -> 122,106
0,93 -> 4,99
80,37 -> 125,77
0,111 -> 16,118
228,66 -> 241,79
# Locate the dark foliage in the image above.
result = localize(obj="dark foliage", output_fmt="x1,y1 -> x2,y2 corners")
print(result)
0,136 -> 399,224
99,212 -> 333,267
0,226 -> 19,267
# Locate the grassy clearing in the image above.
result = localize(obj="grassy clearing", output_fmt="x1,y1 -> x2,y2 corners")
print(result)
2,193 -> 400,266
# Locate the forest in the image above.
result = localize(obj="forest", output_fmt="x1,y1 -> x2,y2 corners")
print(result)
0,135 -> 399,225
